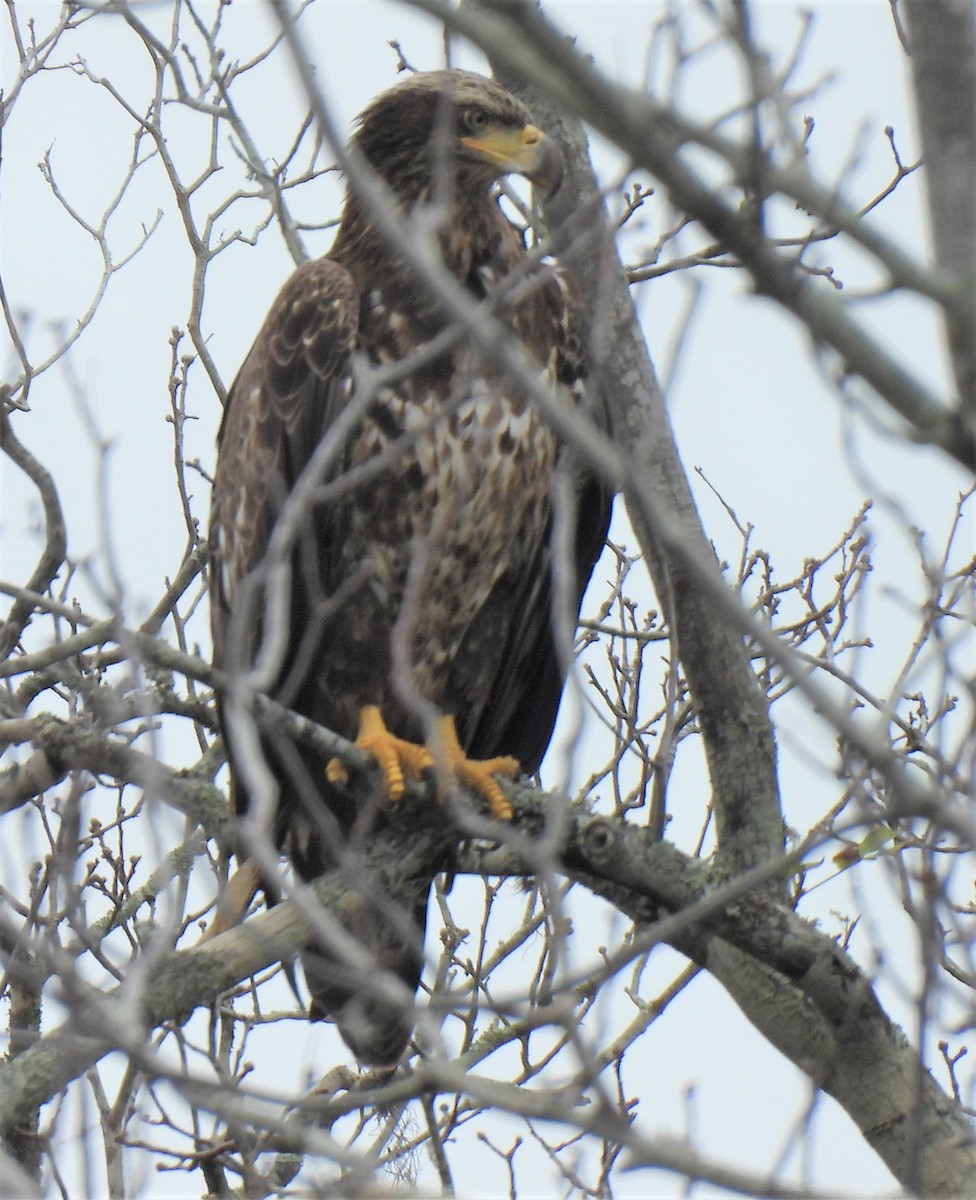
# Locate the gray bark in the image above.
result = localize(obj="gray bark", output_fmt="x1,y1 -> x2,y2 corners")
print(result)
904,0 -> 976,412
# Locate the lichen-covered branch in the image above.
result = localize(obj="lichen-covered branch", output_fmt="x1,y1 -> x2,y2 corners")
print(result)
3,774 -> 973,1193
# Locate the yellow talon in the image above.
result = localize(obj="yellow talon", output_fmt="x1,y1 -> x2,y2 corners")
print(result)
433,715 -> 517,820
326,757 -> 350,786
328,707 -> 516,819
330,705 -> 434,802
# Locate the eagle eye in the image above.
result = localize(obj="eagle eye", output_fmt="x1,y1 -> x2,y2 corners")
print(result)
463,107 -> 490,133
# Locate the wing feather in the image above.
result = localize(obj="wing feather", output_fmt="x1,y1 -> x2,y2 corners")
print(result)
210,257 -> 359,668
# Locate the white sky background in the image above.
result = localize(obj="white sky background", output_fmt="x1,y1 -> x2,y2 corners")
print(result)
2,0 -> 974,1196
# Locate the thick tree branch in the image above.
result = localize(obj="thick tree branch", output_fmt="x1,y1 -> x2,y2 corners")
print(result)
903,0 -> 976,410
0,713 -> 230,838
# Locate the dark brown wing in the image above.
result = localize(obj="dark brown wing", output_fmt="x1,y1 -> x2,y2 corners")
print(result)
210,256 -> 358,696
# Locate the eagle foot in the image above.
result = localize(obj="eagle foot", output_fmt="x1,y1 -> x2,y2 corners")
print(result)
432,714 -> 517,821
328,708 -> 517,819
327,705 -> 434,802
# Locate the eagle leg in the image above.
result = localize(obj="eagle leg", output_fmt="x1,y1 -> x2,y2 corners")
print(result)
327,704 -> 435,801
199,858 -> 262,941
432,714 -> 517,821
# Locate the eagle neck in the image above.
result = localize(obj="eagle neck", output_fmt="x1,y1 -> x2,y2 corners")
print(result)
331,186 -> 515,292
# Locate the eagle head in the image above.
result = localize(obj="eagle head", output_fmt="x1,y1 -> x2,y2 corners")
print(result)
352,69 -> 564,198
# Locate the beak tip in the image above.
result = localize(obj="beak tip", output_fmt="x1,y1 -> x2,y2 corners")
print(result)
532,138 -> 565,198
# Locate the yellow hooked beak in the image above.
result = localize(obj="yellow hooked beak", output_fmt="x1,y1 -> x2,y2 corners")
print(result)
460,123 -> 564,193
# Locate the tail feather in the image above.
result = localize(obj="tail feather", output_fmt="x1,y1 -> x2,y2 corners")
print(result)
302,885 -> 432,1067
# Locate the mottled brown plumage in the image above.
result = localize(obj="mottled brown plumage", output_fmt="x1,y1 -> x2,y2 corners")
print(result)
210,70 -> 611,1065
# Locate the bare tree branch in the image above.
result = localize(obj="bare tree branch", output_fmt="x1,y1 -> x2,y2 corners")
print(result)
0,412 -> 67,661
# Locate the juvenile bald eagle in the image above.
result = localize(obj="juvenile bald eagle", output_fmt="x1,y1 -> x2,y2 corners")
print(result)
210,70 -> 611,1065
